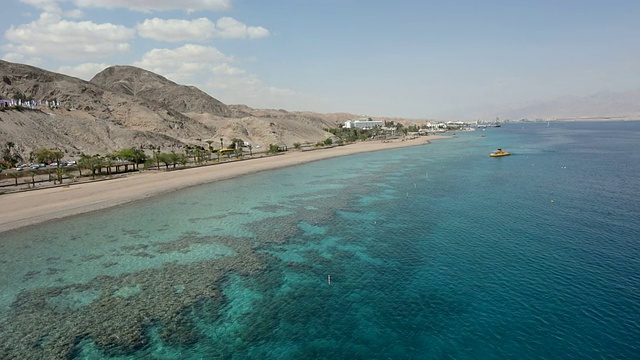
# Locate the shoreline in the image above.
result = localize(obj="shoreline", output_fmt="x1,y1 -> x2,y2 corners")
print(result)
0,136 -> 449,234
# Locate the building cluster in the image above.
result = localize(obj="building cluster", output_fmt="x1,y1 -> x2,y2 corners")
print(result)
0,98 -> 62,109
425,121 -> 469,131
343,116 -> 472,132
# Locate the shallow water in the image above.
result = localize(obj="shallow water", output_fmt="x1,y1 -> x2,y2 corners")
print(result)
1,121 -> 639,359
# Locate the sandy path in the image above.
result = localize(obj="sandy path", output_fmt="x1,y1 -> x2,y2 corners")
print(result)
0,136 -> 448,233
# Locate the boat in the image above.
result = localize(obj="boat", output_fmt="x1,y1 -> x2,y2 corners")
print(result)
490,148 -> 510,157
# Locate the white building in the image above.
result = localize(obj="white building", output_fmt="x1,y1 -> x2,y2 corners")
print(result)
344,116 -> 383,129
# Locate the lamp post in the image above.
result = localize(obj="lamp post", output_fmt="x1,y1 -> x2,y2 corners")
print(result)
150,145 -> 160,170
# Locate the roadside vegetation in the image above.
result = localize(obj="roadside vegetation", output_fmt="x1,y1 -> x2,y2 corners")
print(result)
0,138 -> 256,191
1,121 -> 431,192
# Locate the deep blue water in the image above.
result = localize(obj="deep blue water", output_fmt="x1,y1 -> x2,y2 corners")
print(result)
1,121 -> 639,359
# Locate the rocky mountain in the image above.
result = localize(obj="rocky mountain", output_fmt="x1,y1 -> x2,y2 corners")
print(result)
90,65 -> 246,118
0,60 -> 341,162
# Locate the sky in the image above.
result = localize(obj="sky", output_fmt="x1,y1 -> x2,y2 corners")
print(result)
1,0 -> 640,119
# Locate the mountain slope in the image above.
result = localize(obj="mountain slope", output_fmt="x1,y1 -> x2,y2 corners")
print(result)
90,65 -> 243,117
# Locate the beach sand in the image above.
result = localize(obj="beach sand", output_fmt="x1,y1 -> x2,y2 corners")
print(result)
0,136 -> 448,233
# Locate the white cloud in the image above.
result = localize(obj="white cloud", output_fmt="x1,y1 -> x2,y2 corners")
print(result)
215,17 -> 269,39
137,18 -> 215,42
136,17 -> 269,42
204,73 -> 299,109
65,8 -> 84,18
3,13 -> 135,61
268,87 -> 295,97
19,0 -> 84,18
133,44 -> 232,78
1,52 -> 43,66
19,0 -> 231,15
132,44 -> 296,108
57,62 -> 109,80
19,0 -> 63,15
212,63 -> 245,76
73,0 -> 231,13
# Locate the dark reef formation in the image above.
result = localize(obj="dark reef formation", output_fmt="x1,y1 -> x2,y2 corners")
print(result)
0,233 -> 268,359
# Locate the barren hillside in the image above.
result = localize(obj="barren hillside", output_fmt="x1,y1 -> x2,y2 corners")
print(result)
90,65 -> 246,118
0,61 -> 340,161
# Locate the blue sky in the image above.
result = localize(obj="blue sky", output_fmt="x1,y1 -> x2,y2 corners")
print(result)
2,0 -> 639,119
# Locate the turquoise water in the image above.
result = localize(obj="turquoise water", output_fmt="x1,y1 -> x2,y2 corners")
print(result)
1,121 -> 639,359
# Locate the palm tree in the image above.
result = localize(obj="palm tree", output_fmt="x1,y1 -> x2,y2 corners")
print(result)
78,154 -> 93,177
149,145 -> 161,170
51,149 -> 63,166
191,148 -> 199,165
169,151 -> 180,168
205,140 -> 214,161
79,154 -> 100,179
133,147 -> 145,170
104,155 -> 115,176
55,167 -> 66,184
28,171 -> 36,187
158,152 -> 171,170
178,153 -> 189,167
183,145 -> 192,163
92,155 -> 105,177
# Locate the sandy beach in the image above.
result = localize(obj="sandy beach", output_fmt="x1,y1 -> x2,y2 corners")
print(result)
0,136 -> 448,234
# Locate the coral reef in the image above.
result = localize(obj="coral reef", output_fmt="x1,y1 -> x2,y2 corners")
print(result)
0,234 -> 267,359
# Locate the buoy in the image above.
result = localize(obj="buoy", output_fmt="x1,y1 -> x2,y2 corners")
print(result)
328,275 -> 331,286
550,200 -> 554,203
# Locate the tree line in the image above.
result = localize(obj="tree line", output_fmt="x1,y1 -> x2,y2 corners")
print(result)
1,138 -> 261,187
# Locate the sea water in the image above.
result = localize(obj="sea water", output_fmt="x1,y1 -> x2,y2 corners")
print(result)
0,121 -> 639,359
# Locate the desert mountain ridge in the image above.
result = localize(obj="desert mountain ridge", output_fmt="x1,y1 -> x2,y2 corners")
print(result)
492,89 -> 640,120
0,60 -> 428,160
